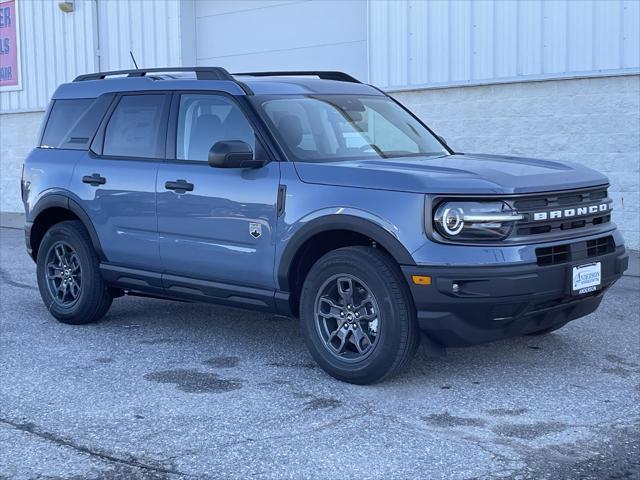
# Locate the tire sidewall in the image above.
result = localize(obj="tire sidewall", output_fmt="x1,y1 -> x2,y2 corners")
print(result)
300,248 -> 412,383
36,222 -> 100,321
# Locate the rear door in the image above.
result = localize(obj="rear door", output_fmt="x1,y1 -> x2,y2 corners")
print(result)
156,92 -> 280,302
70,93 -> 170,271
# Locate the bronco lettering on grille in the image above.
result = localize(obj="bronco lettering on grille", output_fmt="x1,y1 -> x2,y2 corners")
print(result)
532,203 -> 611,221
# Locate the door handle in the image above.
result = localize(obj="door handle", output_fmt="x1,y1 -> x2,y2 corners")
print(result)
165,179 -> 194,192
82,173 -> 106,186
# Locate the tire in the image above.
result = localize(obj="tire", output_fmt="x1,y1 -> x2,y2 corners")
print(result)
299,246 -> 419,384
36,220 -> 112,325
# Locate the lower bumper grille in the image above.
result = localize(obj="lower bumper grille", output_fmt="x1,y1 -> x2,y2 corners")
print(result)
536,235 -> 614,266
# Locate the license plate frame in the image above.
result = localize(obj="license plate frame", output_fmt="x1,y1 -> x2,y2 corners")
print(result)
571,262 -> 602,295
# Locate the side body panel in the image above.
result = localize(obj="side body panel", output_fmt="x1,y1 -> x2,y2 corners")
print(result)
275,162 -> 424,289
69,153 -> 161,270
156,161 -> 281,289
22,149 -> 81,220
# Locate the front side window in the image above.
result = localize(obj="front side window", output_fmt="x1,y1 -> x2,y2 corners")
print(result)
103,94 -> 169,158
253,94 -> 448,163
176,94 -> 257,161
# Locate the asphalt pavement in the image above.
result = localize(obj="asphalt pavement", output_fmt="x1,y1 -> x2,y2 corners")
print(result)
0,225 -> 639,480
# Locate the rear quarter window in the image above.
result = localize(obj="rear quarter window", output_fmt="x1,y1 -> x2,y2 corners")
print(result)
40,99 -> 94,148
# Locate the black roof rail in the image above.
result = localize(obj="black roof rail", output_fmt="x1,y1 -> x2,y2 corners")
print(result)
73,67 -> 235,82
233,71 -> 361,83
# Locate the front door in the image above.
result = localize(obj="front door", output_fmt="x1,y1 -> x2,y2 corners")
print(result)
156,93 -> 280,299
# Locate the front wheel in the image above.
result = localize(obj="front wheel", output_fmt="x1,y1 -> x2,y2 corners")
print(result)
36,220 -> 113,324
299,246 -> 419,384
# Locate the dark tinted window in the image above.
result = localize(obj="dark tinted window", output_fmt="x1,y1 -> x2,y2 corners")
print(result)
176,94 -> 256,161
60,94 -> 115,150
103,95 -> 169,158
41,99 -> 93,148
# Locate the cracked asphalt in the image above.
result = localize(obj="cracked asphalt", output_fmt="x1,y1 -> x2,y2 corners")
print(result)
0,225 -> 639,480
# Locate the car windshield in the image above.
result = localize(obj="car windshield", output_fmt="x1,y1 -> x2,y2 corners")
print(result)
252,94 -> 449,163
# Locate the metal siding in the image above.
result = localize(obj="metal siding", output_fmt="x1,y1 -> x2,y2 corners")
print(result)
471,1 -> 494,80
541,0 -> 567,74
369,0 -> 640,89
493,0 -> 517,78
96,0 -> 181,72
0,0 -> 183,113
0,0 -> 96,112
193,0 -> 368,81
449,1 -> 472,82
623,0 -> 640,69
368,0 -> 388,85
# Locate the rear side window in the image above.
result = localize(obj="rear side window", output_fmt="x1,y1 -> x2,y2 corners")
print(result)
41,99 -> 93,148
103,94 -> 169,158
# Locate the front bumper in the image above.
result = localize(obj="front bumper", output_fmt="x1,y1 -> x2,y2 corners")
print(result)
402,245 -> 628,347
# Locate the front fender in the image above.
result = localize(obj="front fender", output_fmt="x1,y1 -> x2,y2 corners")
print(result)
277,207 -> 416,291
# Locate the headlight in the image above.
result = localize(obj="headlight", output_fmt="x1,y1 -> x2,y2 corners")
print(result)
433,201 -> 523,241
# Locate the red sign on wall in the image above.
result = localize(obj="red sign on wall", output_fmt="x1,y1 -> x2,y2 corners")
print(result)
0,0 -> 20,90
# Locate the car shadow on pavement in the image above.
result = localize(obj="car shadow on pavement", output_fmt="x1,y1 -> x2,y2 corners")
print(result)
91,292 -> 585,389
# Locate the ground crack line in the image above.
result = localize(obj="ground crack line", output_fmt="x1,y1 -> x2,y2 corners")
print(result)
0,268 -> 37,290
220,407 -> 372,448
0,417 -> 188,477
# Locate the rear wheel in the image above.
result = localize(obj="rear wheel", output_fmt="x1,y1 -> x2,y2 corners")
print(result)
300,246 -> 419,384
36,220 -> 112,324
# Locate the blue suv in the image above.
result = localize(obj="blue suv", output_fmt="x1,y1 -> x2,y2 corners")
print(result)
22,68 -> 628,384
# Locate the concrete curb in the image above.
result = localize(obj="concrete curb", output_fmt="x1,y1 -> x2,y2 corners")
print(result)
2,211 -> 638,277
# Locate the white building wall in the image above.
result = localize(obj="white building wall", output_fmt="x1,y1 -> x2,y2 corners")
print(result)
193,0 -> 368,80
0,0 -> 189,213
0,111 -> 41,211
95,0 -> 182,72
0,0 -> 97,113
0,0 -> 186,114
369,0 -> 640,89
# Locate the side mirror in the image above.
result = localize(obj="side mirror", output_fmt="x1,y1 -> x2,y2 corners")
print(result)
208,140 -> 264,168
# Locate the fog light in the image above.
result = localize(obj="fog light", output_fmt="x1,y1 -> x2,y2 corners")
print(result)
452,283 -> 460,294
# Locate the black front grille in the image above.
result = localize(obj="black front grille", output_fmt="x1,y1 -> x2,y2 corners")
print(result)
512,187 -> 612,239
587,235 -> 615,257
536,235 -> 615,266
536,244 -> 571,266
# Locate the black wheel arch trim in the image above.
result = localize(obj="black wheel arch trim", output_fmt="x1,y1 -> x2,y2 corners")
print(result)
277,214 -> 416,291
27,193 -> 106,262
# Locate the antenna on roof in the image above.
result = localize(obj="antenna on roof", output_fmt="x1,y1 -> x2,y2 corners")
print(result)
129,51 -> 139,70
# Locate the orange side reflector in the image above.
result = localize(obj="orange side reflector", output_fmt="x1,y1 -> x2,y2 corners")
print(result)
411,275 -> 432,285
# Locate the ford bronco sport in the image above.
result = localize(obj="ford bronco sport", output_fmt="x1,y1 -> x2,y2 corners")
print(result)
22,67 -> 628,384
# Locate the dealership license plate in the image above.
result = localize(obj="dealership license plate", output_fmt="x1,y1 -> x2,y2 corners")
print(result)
572,262 -> 601,295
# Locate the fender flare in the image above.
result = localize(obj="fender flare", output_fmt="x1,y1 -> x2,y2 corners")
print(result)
277,214 -> 415,291
28,192 -> 106,261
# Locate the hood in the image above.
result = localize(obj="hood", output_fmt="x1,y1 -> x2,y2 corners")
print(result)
293,153 -> 609,195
